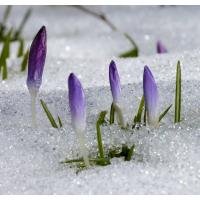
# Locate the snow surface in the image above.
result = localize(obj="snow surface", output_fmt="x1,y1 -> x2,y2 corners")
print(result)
0,5 -> 200,194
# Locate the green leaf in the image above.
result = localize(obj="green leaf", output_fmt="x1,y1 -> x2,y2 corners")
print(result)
133,95 -> 144,124
159,104 -> 172,123
109,102 -> 115,124
3,6 -> 12,25
174,61 -> 181,123
57,115 -> 63,128
119,48 -> 138,58
40,99 -> 59,128
21,49 -> 29,71
2,59 -> 7,80
17,38 -> 24,57
14,8 -> 32,40
2,28 -> 12,59
96,111 -> 107,160
119,33 -> 139,58
125,144 -> 135,161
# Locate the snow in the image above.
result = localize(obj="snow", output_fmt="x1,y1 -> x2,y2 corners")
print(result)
0,5 -> 200,194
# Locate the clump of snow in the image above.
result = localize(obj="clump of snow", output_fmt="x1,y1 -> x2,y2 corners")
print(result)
0,5 -> 200,194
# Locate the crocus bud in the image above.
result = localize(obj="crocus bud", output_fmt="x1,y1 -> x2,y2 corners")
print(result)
68,73 -> 86,132
26,26 -> 47,95
109,60 -> 121,104
68,73 -> 89,167
143,66 -> 159,126
156,40 -> 167,54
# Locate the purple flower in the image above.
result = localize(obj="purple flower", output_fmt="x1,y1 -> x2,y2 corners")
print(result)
157,40 -> 167,54
27,26 -> 47,94
109,60 -> 121,104
143,66 -> 159,126
68,73 -> 86,132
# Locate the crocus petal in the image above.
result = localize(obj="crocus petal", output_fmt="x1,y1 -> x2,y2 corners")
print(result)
27,26 -> 47,93
157,40 -> 167,54
143,66 -> 159,126
109,60 -> 121,103
68,73 -> 86,132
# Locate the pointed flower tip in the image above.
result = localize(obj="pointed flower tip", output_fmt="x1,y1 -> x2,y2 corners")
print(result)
68,73 -> 86,132
109,60 -> 121,104
26,26 -> 47,94
157,40 -> 167,54
143,66 -> 159,126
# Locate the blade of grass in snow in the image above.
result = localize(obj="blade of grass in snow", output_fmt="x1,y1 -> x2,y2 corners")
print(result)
57,116 -> 63,128
40,99 -> 59,128
125,144 -> 135,161
159,104 -> 172,122
174,61 -> 181,123
3,28 -> 12,59
2,60 -> 7,80
14,8 -> 32,40
96,111 -> 107,162
119,33 -> 138,58
133,95 -> 144,124
2,6 -> 12,25
17,38 -> 24,57
119,48 -> 138,58
21,49 -> 29,71
109,103 -> 115,124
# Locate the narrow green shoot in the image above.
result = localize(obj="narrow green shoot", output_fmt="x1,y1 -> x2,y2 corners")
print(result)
2,60 -> 7,80
125,144 -> 135,161
14,8 -> 32,40
119,33 -> 139,58
174,61 -> 181,123
159,104 -> 172,123
17,38 -> 24,57
119,48 -> 138,58
3,6 -> 12,25
57,116 -> 63,128
109,102 -> 115,124
2,28 -> 12,59
96,111 -> 107,160
133,95 -> 144,124
21,49 -> 29,71
40,99 -> 59,128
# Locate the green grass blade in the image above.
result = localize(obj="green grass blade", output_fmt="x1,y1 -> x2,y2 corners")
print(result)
119,48 -> 138,58
21,49 -> 29,71
14,8 -> 31,39
3,6 -> 12,25
2,28 -> 12,59
17,38 -> 24,57
57,115 -> 63,128
174,61 -> 181,123
109,102 -> 115,124
159,104 -> 172,123
40,99 -> 59,128
96,111 -> 107,159
2,59 -> 7,80
125,144 -> 135,161
133,95 -> 144,124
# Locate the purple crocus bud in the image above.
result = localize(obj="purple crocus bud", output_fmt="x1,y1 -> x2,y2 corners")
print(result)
109,60 -> 121,104
68,73 -> 86,132
157,40 -> 167,54
26,26 -> 47,95
143,66 -> 159,126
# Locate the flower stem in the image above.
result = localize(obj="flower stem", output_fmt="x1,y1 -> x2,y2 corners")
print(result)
76,130 -> 90,168
31,92 -> 37,128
